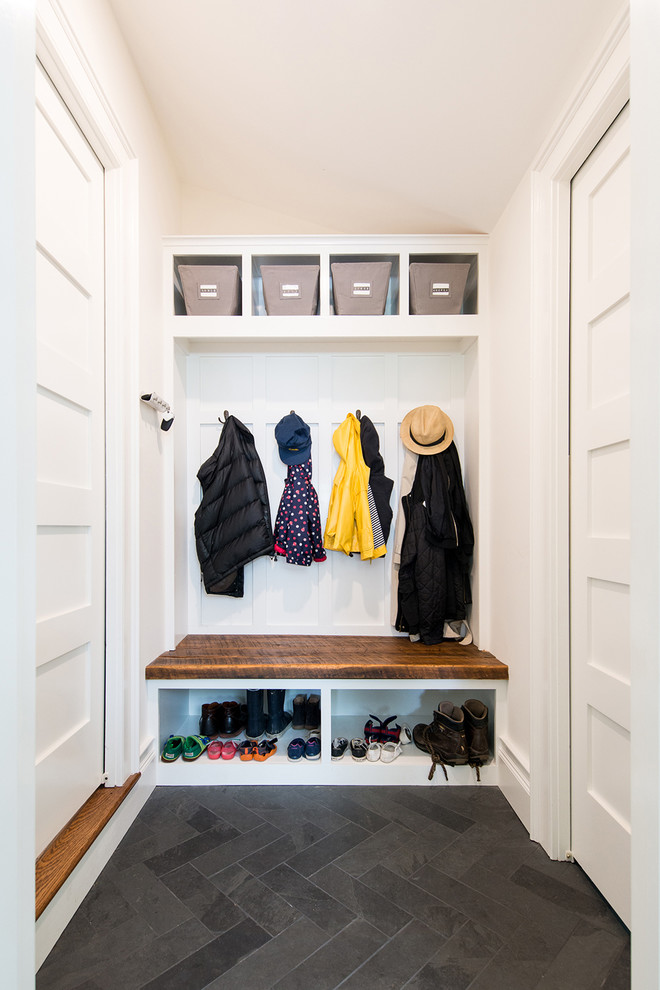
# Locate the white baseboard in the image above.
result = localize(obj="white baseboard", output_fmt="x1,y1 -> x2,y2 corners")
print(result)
35,753 -> 156,973
497,736 -> 531,833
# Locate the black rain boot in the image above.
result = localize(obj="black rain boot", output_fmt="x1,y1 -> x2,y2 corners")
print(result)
305,694 -> 321,731
292,694 -> 307,730
266,689 -> 292,736
245,689 -> 266,739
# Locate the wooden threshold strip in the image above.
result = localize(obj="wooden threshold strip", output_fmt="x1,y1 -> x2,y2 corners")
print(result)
35,772 -> 140,920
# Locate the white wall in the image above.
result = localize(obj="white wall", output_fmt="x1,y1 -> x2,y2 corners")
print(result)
54,0 -> 182,762
487,172 -> 533,826
182,183 -> 342,236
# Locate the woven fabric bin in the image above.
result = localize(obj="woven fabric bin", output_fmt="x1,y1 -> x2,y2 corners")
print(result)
261,265 -> 320,316
178,265 -> 240,315
331,261 -> 392,315
409,262 -> 471,315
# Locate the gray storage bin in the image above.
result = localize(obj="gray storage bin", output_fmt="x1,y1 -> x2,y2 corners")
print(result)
331,261 -> 392,315
261,264 -> 320,316
178,264 -> 240,315
409,262 -> 471,315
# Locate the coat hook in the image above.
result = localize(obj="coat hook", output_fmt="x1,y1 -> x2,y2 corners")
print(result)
218,409 -> 229,424
356,409 -> 361,420
290,409 -> 295,415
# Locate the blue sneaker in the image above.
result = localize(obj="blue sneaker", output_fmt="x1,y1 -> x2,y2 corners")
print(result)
304,735 -> 321,761
287,737 -> 306,762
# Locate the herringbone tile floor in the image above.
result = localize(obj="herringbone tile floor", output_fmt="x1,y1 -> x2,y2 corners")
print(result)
37,785 -> 630,990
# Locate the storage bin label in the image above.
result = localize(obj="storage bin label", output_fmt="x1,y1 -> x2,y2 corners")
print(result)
280,283 -> 301,299
431,282 -> 450,297
199,283 -> 218,298
352,281 -> 372,296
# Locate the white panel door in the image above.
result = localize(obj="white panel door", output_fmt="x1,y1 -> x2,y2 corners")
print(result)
570,105 -> 630,926
35,62 -> 106,855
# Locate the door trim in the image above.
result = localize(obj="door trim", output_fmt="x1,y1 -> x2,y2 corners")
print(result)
36,0 -> 140,786
527,9 -> 629,860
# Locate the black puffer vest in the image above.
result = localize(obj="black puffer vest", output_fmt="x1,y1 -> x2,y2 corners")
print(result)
194,416 -> 274,596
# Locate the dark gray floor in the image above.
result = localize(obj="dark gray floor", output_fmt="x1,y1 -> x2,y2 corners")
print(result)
37,785 -> 630,990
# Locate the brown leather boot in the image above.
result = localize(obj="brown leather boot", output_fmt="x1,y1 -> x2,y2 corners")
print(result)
461,699 -> 490,770
413,701 -> 468,779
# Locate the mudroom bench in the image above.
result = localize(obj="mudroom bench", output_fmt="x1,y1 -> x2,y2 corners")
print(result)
146,635 -> 508,786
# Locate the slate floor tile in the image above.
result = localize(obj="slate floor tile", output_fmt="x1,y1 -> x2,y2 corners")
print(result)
139,917 -> 271,990
260,863 -> 355,934
510,862 -> 628,937
361,864 -> 467,938
209,869 -> 301,936
311,863 -> 413,937
300,788 -> 391,833
191,786 -> 268,833
601,940 -> 631,990
111,819 -> 199,873
284,821 -> 371,877
37,785 -> 630,990
160,862 -> 246,934
93,917 -> 214,990
270,918 -> 388,990
192,821 -> 283,877
142,820 -> 240,877
110,862 -> 193,935
403,918 -> 504,990
239,818 -> 328,876
203,917 -> 329,990
533,918 -> 628,989
432,822 -> 536,881
465,919 -> 571,990
394,791 -> 476,834
338,918 -> 448,990
411,863 -> 523,939
331,821 -> 414,877
37,916 -> 155,990
350,785 -> 447,834
385,821 -> 458,878
458,862 -> 580,941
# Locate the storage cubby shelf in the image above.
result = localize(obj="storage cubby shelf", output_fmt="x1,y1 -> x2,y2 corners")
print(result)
164,234 -> 488,347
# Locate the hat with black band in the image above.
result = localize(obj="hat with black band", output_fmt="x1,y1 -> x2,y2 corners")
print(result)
399,404 -> 454,455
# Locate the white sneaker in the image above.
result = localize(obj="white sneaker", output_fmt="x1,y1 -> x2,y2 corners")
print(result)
381,741 -> 402,763
366,741 -> 382,762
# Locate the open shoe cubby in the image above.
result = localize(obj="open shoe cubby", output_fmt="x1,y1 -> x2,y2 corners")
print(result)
149,675 -> 507,787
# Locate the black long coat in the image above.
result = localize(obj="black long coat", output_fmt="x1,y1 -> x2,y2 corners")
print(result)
396,443 -> 474,644
194,416 -> 274,596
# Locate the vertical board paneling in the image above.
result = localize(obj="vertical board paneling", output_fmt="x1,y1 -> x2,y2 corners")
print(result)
188,350 -> 470,634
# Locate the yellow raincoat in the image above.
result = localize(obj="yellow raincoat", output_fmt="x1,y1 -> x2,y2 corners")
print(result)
323,414 -> 386,560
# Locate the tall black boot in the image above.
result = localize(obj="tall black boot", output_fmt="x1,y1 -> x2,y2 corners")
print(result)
245,689 -> 266,739
266,689 -> 292,735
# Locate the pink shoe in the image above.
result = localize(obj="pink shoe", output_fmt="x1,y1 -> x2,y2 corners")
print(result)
207,740 -> 223,760
221,740 -> 238,760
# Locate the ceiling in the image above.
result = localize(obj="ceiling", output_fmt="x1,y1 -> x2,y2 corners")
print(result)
108,0 -> 624,235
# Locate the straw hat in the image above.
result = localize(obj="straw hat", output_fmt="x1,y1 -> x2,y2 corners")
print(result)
400,405 -> 454,455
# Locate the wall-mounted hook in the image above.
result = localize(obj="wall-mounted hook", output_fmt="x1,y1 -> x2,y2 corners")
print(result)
141,392 -> 174,431
290,409 -> 295,415
356,409 -> 361,420
218,409 -> 230,423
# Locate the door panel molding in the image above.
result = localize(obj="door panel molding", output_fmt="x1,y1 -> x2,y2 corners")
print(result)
527,14 -> 629,865
36,1 -> 140,795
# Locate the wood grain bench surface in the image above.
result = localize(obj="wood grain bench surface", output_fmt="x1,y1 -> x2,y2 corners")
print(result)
146,634 -> 508,680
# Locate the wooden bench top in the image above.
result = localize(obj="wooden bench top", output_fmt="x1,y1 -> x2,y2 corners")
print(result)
146,635 -> 508,681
